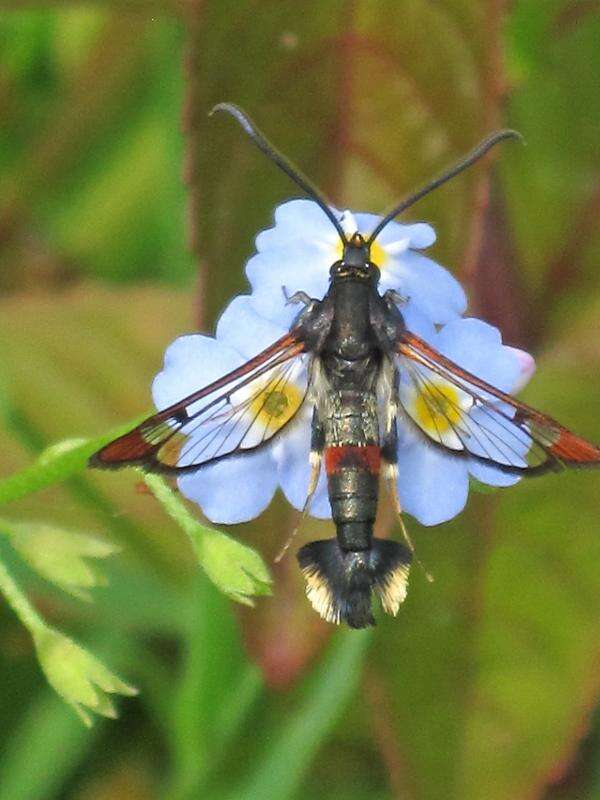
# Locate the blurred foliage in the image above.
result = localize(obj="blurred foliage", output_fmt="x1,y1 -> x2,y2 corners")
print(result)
0,2 -> 599,799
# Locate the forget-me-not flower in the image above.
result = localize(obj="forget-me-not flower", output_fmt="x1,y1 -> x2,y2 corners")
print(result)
152,201 -> 535,527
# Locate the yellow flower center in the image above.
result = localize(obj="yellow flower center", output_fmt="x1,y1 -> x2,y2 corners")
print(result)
334,237 -> 388,270
405,378 -> 473,450
413,382 -> 463,435
370,240 -> 388,270
250,381 -> 303,429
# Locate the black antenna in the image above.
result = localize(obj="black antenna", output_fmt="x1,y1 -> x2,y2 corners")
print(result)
211,103 -> 348,244
366,129 -> 523,246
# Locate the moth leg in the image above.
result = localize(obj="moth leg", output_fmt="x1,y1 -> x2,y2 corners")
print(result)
282,286 -> 313,307
382,288 -> 410,308
382,418 -> 413,548
274,408 -> 324,563
382,369 -> 434,583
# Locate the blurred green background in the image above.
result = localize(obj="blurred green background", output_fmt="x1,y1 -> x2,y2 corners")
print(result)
0,2 -> 599,798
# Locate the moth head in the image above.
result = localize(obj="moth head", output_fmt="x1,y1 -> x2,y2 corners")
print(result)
329,232 -> 380,282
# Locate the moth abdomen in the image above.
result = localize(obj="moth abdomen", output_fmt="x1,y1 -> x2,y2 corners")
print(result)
297,537 -> 413,629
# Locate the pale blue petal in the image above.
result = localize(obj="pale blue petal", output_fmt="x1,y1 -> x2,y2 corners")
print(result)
435,318 -> 520,392
177,449 -> 278,524
258,202 -> 436,253
396,301 -> 437,341
255,199 -> 339,250
468,459 -> 521,487
247,242 -> 333,294
247,289 -> 299,329
247,201 -> 452,330
273,414 -> 331,519
305,471 -> 331,518
353,213 -> 436,249
396,441 -> 469,525
245,243 -> 332,326
505,347 -> 536,392
384,252 -> 467,323
152,336 -> 241,410
215,294 -> 289,356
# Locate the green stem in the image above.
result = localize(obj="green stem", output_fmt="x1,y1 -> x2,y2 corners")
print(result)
0,557 -> 46,635
143,473 -> 202,545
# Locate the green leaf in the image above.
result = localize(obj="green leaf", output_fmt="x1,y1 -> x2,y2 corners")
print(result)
31,625 -> 137,727
0,517 -> 119,600
232,629 -> 371,800
0,428 -> 271,606
0,555 -> 136,725
143,474 -> 272,605
163,578 -> 263,800
0,682 -> 103,800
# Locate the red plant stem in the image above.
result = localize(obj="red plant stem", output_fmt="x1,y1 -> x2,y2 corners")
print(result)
181,0 -> 207,330
536,178 -> 600,340
460,0 -> 510,308
322,0 -> 358,203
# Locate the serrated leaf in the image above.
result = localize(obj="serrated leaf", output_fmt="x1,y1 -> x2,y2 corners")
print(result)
0,517 -> 119,599
0,554 -> 136,726
32,625 -> 137,727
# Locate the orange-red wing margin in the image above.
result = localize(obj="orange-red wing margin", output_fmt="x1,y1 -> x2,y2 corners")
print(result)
90,330 -> 307,474
397,330 -> 600,475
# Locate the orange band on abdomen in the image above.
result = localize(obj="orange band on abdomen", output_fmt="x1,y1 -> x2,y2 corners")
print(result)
324,445 -> 381,475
